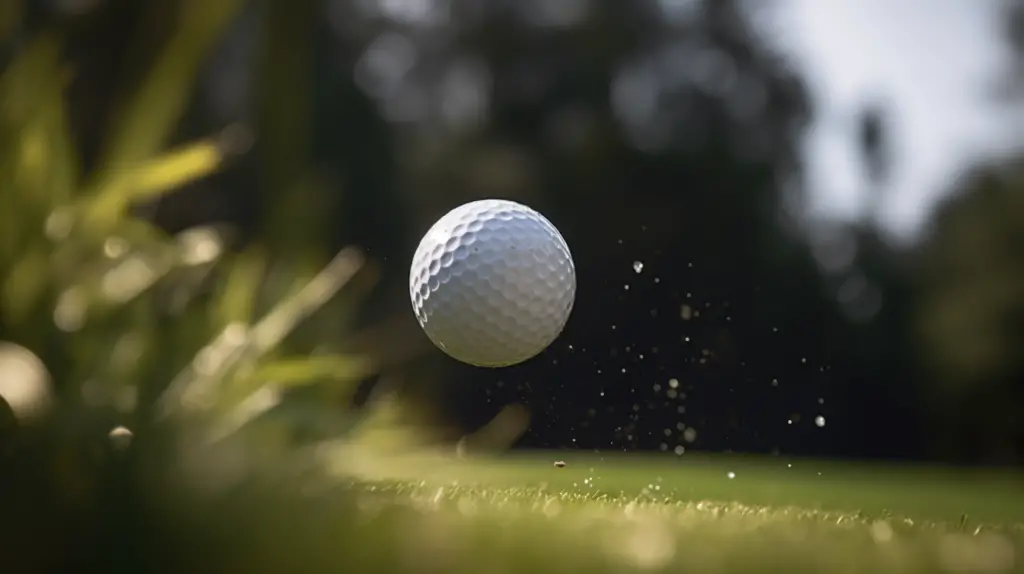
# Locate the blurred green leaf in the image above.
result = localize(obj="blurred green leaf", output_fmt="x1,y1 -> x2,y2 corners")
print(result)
0,0 -> 22,43
0,34 -> 76,267
84,137 -> 233,232
2,244 -> 50,328
0,35 -> 63,128
213,248 -> 267,329
93,0 -> 244,174
156,247 -> 367,419
241,354 -> 375,391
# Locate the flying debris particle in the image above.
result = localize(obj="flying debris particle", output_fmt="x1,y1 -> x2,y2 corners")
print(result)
683,427 -> 697,443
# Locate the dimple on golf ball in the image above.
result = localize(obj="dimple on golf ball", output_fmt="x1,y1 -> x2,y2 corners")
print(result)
410,199 -> 576,367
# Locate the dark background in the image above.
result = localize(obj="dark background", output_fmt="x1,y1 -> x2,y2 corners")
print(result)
3,0 -> 1024,467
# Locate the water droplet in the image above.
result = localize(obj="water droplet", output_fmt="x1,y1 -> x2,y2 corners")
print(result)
683,427 -> 697,443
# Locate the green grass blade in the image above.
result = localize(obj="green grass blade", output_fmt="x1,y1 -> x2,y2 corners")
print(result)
156,247 -> 366,419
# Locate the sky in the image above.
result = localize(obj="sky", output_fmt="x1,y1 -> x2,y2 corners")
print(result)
775,0 -> 1022,243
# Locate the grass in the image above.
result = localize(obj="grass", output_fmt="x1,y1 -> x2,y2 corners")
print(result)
344,453 -> 1024,573
344,450 -> 1024,524
160,445 -> 1024,574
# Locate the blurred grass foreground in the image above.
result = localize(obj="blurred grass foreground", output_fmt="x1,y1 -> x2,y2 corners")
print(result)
1,3 -> 1024,574
0,2 -> 415,571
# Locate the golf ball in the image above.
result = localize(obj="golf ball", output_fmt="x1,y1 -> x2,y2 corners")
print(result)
410,199 -> 576,367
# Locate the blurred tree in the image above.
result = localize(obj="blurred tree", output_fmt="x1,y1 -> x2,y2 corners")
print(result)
311,0 -> 951,460
916,161 -> 1024,464
324,0 -> 898,457
908,0 -> 1024,466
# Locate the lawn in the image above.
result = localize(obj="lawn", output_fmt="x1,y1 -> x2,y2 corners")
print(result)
184,448 -> 1022,574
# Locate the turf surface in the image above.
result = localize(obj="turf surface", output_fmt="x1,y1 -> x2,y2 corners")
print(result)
301,450 -> 1024,573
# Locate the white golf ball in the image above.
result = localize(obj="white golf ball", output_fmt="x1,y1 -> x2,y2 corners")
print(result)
410,199 -> 576,367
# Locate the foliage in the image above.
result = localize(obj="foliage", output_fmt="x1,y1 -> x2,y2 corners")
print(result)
0,4 -> 423,571
916,160 -> 1024,460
